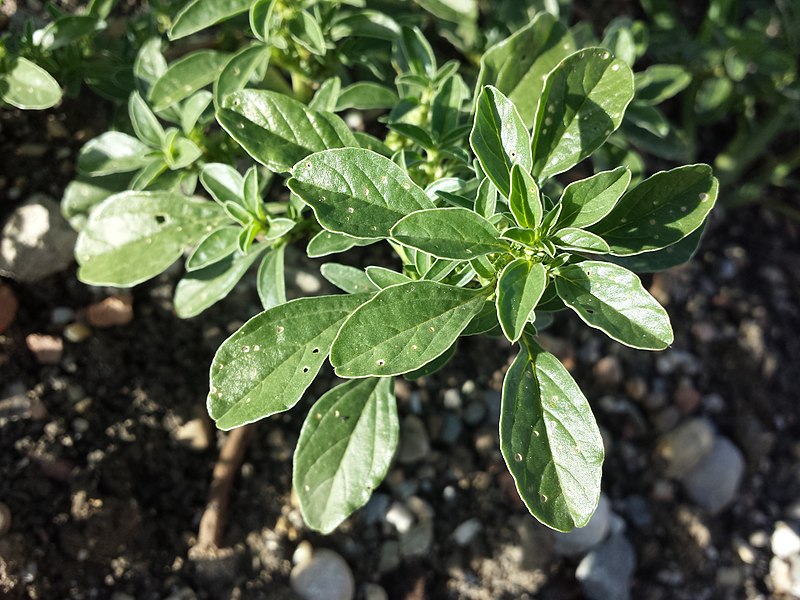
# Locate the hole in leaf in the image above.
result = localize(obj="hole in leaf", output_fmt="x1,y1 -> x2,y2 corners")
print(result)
302,366 -> 309,373
586,309 -> 595,314
312,347 -> 320,354
155,215 -> 166,224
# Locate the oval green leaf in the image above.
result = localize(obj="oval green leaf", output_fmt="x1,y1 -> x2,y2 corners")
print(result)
186,226 -> 240,271
294,377 -> 398,534
551,228 -> 610,253
509,164 -> 542,230
556,166 -> 630,229
496,259 -> 547,342
0,56 -> 62,109
555,261 -> 673,350
256,246 -> 286,310
77,132 -> 153,176
149,50 -> 229,111
169,0 -> 252,40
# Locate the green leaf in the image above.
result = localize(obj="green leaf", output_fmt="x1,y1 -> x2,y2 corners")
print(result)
76,191 -> 227,286
294,377 -> 398,534
500,343 -> 604,531
496,260 -> 547,342
133,38 -> 167,97
186,226 -> 240,271
391,207 -> 507,260
635,65 -> 691,105
431,73 -> 468,139
309,77 -> 341,112
365,266 -> 412,288
589,164 -> 717,256
551,228 -> 610,253
403,341 -> 458,379
181,90 -> 213,134
169,0 -> 252,40
556,166 -> 630,229
208,293 -> 371,429
289,10 -> 327,55
76,132 -> 152,176
288,148 -> 433,239
476,12 -> 575,127
320,263 -> 379,294
257,246 -> 286,310
217,90 -> 357,172
396,26 -> 436,79
531,49 -> 634,181
470,86 -> 532,198
307,230 -> 377,258
555,261 -> 673,349
61,172 -> 132,230
214,43 -> 268,106
336,82 -> 398,111
33,15 -> 103,51
175,245 -> 266,318
607,223 -> 706,273
0,56 -> 62,110
200,163 -> 244,205
331,281 -> 488,378
508,164 -> 542,229
462,301 -> 500,336
149,50 -> 229,111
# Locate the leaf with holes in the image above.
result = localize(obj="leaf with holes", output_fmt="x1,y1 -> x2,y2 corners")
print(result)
217,90 -> 358,172
470,86 -> 532,198
531,49 -> 634,181
589,164 -> 718,256
208,293 -> 372,430
555,261 -> 673,349
294,377 -> 398,533
76,191 -> 227,286
288,148 -> 434,239
331,281 -> 488,378
500,342 -> 604,531
496,259 -> 547,342
391,207 -> 508,260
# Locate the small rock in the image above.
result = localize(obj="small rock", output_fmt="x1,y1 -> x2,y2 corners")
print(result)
0,392 -> 47,420
173,418 -> 212,452
400,519 -> 433,558
63,322 -> 92,343
716,566 -> 743,587
442,388 -> 461,410
462,401 -> 486,426
438,413 -> 462,444
452,518 -> 482,546
769,555 -> 800,597
72,418 -> 89,434
362,583 -> 388,600
293,540 -> 313,565
294,270 -> 323,294
50,306 -> 75,325
378,541 -> 400,573
0,502 -> 11,536
624,377 -> 648,401
772,521 -> 800,559
397,416 -> 430,464
673,377 -> 701,414
654,417 -> 715,479
553,494 -> 611,556
361,493 -> 390,526
593,356 -> 623,388
622,495 -> 653,530
0,283 -> 18,333
0,195 -> 77,282
575,533 -> 636,600
385,502 -> 414,534
484,390 -> 501,422
682,436 -> 744,514
290,548 -> 354,600
87,295 -> 133,328
25,334 -> 63,364
406,496 -> 434,521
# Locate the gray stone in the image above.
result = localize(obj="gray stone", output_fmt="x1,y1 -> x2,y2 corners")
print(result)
378,541 -> 400,573
50,307 -> 75,325
438,413 -> 462,444
399,519 -> 433,558
442,388 -> 462,410
397,415 -> 430,464
385,502 -> 414,534
0,195 -> 77,282
682,436 -> 744,514
290,549 -> 355,600
772,521 -> 800,559
361,493 -> 390,526
362,583 -> 388,600
553,494 -> 611,556
452,518 -> 482,546
654,417 -> 715,479
462,401 -> 486,426
576,533 -> 636,600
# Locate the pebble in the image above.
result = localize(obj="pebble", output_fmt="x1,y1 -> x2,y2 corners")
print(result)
385,502 -> 414,534
452,518 -> 482,546
50,306 -> 75,325
25,333 -> 63,364
63,322 -> 92,343
397,416 -> 430,464
442,388 -> 462,410
438,413 -> 462,444
0,283 -> 18,333
716,566 -> 743,587
682,436 -> 744,514
593,356 -> 623,388
772,521 -> 800,559
72,418 -> 89,434
654,417 -> 715,478
362,583 -> 388,600
462,401 -> 486,426
378,540 -> 400,573
622,495 -> 653,529
0,392 -> 47,420
173,418 -> 212,452
290,548 -> 355,600
0,195 -> 77,282
293,540 -> 313,565
87,295 -> 133,328
0,501 -> 11,536
575,533 -> 636,600
553,494 -> 611,556
769,555 -> 800,597
361,493 -> 390,526
399,519 -> 433,558
673,377 -> 701,414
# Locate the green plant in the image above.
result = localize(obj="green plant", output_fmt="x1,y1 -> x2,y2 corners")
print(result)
60,3 -> 718,534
